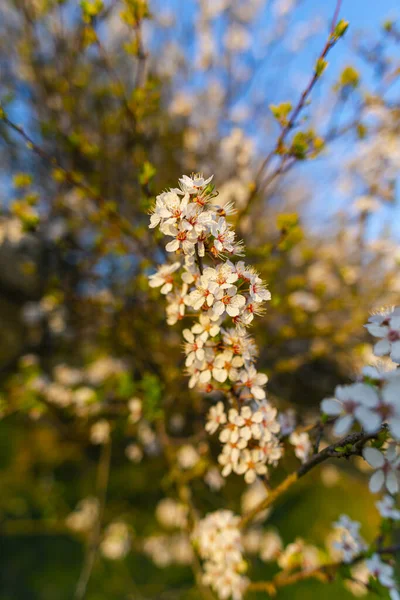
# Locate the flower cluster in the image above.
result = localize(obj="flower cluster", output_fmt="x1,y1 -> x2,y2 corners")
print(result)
332,515 -> 367,563
331,516 -> 400,600
206,401 -> 282,483
365,554 -> 400,600
148,175 -> 280,483
192,510 -> 248,600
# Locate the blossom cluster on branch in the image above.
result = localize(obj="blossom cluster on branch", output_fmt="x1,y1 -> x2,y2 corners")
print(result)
148,173 -> 282,485
148,175 -> 400,600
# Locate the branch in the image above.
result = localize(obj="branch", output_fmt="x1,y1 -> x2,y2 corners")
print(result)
240,425 -> 386,528
0,111 -> 143,250
195,244 -> 204,275
238,0 -> 344,221
247,543 -> 400,596
74,439 -> 112,600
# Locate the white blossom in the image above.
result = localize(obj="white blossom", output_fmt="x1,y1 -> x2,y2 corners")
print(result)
376,495 -> 400,520
239,366 -> 268,400
149,262 -> 181,294
332,515 -> 367,563
206,401 -> 227,434
289,431 -> 312,463
362,445 -> 400,494
365,307 -> 400,363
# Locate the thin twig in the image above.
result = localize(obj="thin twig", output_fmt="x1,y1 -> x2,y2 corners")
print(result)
0,111 -> 143,249
247,543 -> 400,595
74,439 -> 112,600
238,0 -> 344,221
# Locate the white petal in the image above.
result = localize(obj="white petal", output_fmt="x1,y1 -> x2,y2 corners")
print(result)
389,418 -> 400,440
183,329 -> 194,343
165,239 -> 180,252
251,386 -> 266,400
369,470 -> 385,493
196,348 -> 205,361
362,447 -> 385,469
244,470 -> 256,484
386,471 -> 399,495
321,398 -> 342,416
226,304 -> 240,317
333,414 -> 353,436
374,339 -> 391,356
390,340 -> 400,363
213,369 -> 227,383
355,406 -> 382,432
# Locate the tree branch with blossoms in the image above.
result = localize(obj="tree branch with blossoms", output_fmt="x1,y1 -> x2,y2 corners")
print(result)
148,174 -> 400,600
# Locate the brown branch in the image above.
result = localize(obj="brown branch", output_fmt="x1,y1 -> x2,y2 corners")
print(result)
195,244 -> 204,275
247,543 -> 400,596
74,439 -> 112,600
238,0 -> 344,221
240,425 -> 386,528
0,111 -> 143,250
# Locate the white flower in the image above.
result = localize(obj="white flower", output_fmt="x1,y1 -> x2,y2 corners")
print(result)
177,445 -> 200,470
235,406 -> 264,441
259,530 -> 283,562
206,402 -> 227,434
289,431 -> 312,463
378,375 -> 400,439
128,397 -> 142,423
212,286 -> 246,319
213,350 -> 244,383
235,448 -> 267,484
191,314 -> 220,340
90,420 -> 110,444
376,495 -> 400,520
249,275 -> 271,303
155,498 -> 187,530
125,443 -> 143,463
148,262 -> 181,294
321,383 -> 380,436
166,284 -> 189,325
203,264 -> 238,294
257,400 -> 281,441
181,203 -> 212,238
365,307 -> 400,363
186,275 -> 215,310
222,328 -> 258,363
162,221 -> 197,254
278,408 -> 296,436
196,347 -> 219,384
204,467 -> 225,491
332,515 -> 366,563
366,554 -> 397,589
362,445 -> 400,494
100,522 -> 130,560
183,328 -> 205,366
192,509 -> 248,600
219,408 -> 241,443
209,217 -> 236,254
149,190 -> 187,229
66,497 -> 99,532
239,366 -> 268,400
259,435 -> 283,466
179,173 -> 213,194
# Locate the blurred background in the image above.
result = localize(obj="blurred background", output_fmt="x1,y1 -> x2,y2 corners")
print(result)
0,0 -> 399,598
